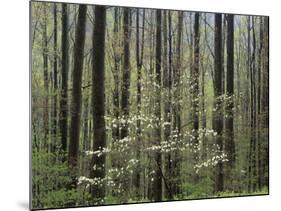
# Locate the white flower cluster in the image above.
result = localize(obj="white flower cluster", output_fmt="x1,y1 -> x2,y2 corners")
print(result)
145,128 -> 220,154
77,176 -> 101,186
77,175 -> 116,188
128,158 -> 139,166
84,147 -> 110,157
108,113 -> 176,131
194,153 -> 229,174
77,157 -> 143,193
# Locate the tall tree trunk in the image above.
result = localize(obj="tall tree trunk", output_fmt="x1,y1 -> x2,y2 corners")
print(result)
251,17 -> 257,192
147,10 -> 155,200
174,12 -> 183,133
152,9 -> 162,202
190,12 -> 200,184
201,15 -> 208,161
68,4 -> 87,188
246,16 -> 252,192
248,17 -> 257,192
222,16 -> 227,97
163,10 -> 173,200
120,7 -> 131,194
111,7 -> 121,197
224,14 -> 235,190
192,13 -> 200,136
59,4 -> 69,153
261,16 -> 269,188
112,7 -> 120,143
52,4 -> 58,151
81,61 -> 91,175
120,8 -> 131,140
42,5 -> 49,146
257,17 -> 263,191
169,11 -> 183,195
134,9 -> 145,199
213,13 -> 224,193
90,5 -> 107,202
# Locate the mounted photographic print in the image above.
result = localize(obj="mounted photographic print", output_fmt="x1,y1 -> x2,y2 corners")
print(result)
30,0 -> 269,210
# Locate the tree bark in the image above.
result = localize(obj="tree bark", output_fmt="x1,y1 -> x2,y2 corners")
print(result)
257,17 -> 263,191
190,12 -> 200,184
248,17 -> 257,192
68,4 -> 87,188
213,13 -> 224,193
42,4 -> 49,146
163,10 -> 173,200
224,14 -> 235,190
252,17 -> 258,192
174,12 -> 183,133
59,4 -> 69,153
52,4 -> 58,151
134,9 -> 145,199
261,16 -> 269,188
119,7 -> 131,195
120,8 -> 131,140
152,9 -> 162,202
192,13 -> 200,138
112,7 -> 120,143
90,5 -> 107,201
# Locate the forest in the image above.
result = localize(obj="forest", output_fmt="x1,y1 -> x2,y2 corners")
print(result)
31,1 -> 269,209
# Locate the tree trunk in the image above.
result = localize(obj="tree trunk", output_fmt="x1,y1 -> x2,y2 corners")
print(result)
52,4 -> 58,151
120,8 -> 131,140
82,62 -> 91,175
201,15 -> 208,161
120,7 -> 131,194
163,10 -> 173,200
147,10 -> 155,200
59,4 -> 69,153
42,5 -> 49,146
68,4 -> 87,188
251,17 -> 257,192
192,13 -> 200,137
90,5 -> 107,201
169,11 -> 183,195
213,13 -> 224,193
190,12 -> 200,184
256,17 -> 263,191
112,7 -> 120,143
174,12 -> 183,133
222,16 -> 227,97
248,17 -> 257,192
134,9 -> 145,199
261,16 -> 269,188
152,9 -> 162,202
224,14 -> 235,190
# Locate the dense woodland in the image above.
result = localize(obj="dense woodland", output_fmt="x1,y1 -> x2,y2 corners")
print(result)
31,1 -> 269,209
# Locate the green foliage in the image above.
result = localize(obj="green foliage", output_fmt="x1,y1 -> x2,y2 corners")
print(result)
183,177 -> 213,198
40,188 -> 91,208
32,150 -> 90,209
214,187 -> 268,197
